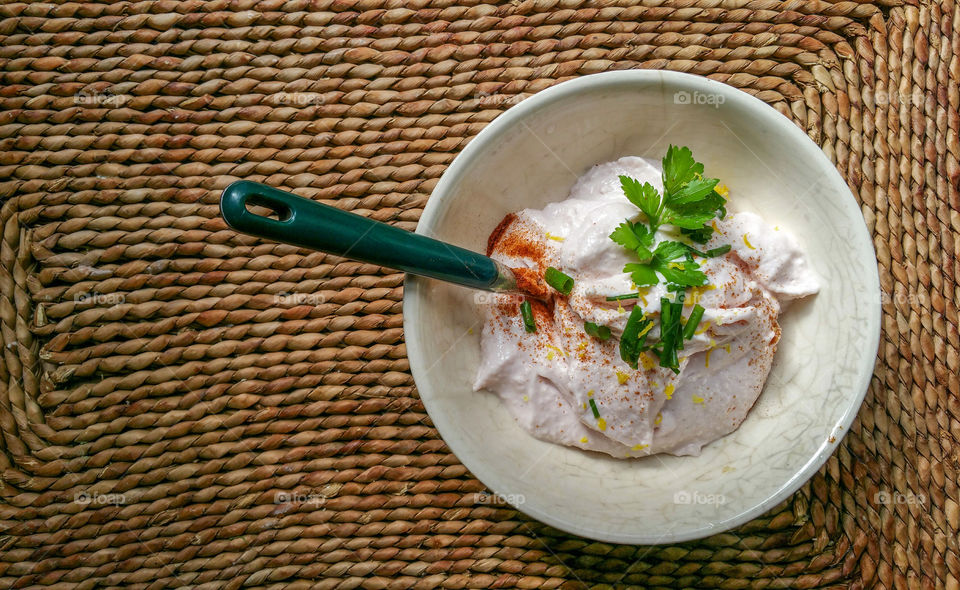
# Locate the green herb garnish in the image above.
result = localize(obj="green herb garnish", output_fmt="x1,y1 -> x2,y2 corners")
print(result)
657,297 -> 682,370
588,398 -> 601,418
609,145 -> 729,370
605,293 -> 640,301
682,304 -> 706,340
687,244 -> 731,258
623,241 -> 708,288
610,218 -> 654,262
584,321 -> 611,340
619,305 -> 653,369
544,266 -> 574,295
520,300 -> 536,333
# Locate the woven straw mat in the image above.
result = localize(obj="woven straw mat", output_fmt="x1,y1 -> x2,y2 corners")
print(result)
0,0 -> 958,588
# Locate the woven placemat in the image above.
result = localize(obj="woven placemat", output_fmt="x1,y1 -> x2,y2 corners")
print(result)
1,0 -> 957,588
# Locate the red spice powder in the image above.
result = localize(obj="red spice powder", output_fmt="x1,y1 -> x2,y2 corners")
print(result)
488,214 -> 545,261
512,267 -> 548,299
486,213 -> 517,256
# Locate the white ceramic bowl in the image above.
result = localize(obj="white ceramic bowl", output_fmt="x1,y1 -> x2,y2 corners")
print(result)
404,70 -> 880,544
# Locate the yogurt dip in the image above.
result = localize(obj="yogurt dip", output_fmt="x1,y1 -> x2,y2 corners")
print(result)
474,156 -> 819,457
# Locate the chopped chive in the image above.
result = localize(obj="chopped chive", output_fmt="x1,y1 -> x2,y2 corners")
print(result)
674,301 -> 687,351
688,243 -> 732,258
605,293 -> 640,301
682,304 -> 706,340
544,267 -> 574,295
619,306 -> 652,369
584,321 -> 611,340
673,293 -> 687,352
658,297 -> 680,369
665,283 -> 686,292
520,300 -> 536,333
588,398 -> 600,418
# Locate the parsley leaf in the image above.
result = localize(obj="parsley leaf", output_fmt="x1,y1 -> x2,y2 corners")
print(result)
609,220 -> 654,261
619,176 -> 661,224
622,240 -> 708,287
658,260 -> 707,286
623,262 -> 658,286
652,240 -> 688,262
662,145 -> 703,195
661,190 -> 724,229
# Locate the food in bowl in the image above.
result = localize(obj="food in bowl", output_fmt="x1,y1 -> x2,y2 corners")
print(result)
474,146 -> 819,457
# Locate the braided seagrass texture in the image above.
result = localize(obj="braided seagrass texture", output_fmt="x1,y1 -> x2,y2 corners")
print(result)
0,0 -> 958,588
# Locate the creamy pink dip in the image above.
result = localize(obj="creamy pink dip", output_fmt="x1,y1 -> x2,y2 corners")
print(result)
474,157 -> 819,457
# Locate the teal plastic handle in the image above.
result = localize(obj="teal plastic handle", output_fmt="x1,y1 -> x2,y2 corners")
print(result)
220,180 -> 505,291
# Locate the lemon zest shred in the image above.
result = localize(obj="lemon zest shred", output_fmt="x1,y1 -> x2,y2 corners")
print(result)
711,220 -> 723,234
705,349 -> 713,368
632,443 -> 649,451
615,370 -> 629,385
638,322 -> 654,339
523,395 -> 529,402
639,352 -> 655,371
743,233 -> 756,250
580,436 -> 589,443
546,344 -> 565,356
664,383 -> 675,400
654,413 -> 663,426
715,183 -> 729,198
724,343 -> 731,354
545,232 -> 566,242
577,341 -> 588,350
587,390 -> 594,397
546,350 -> 554,360
692,394 -> 705,404
695,321 -> 711,335
597,418 -> 607,431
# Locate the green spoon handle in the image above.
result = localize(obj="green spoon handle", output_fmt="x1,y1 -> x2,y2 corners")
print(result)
220,180 -> 515,292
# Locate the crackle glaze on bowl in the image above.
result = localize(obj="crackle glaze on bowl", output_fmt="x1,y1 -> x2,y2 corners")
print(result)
403,70 -> 881,544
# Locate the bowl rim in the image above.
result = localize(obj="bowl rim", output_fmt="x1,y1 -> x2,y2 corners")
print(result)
403,69 -> 881,544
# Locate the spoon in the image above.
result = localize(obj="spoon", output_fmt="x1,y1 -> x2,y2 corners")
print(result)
219,180 -> 528,295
